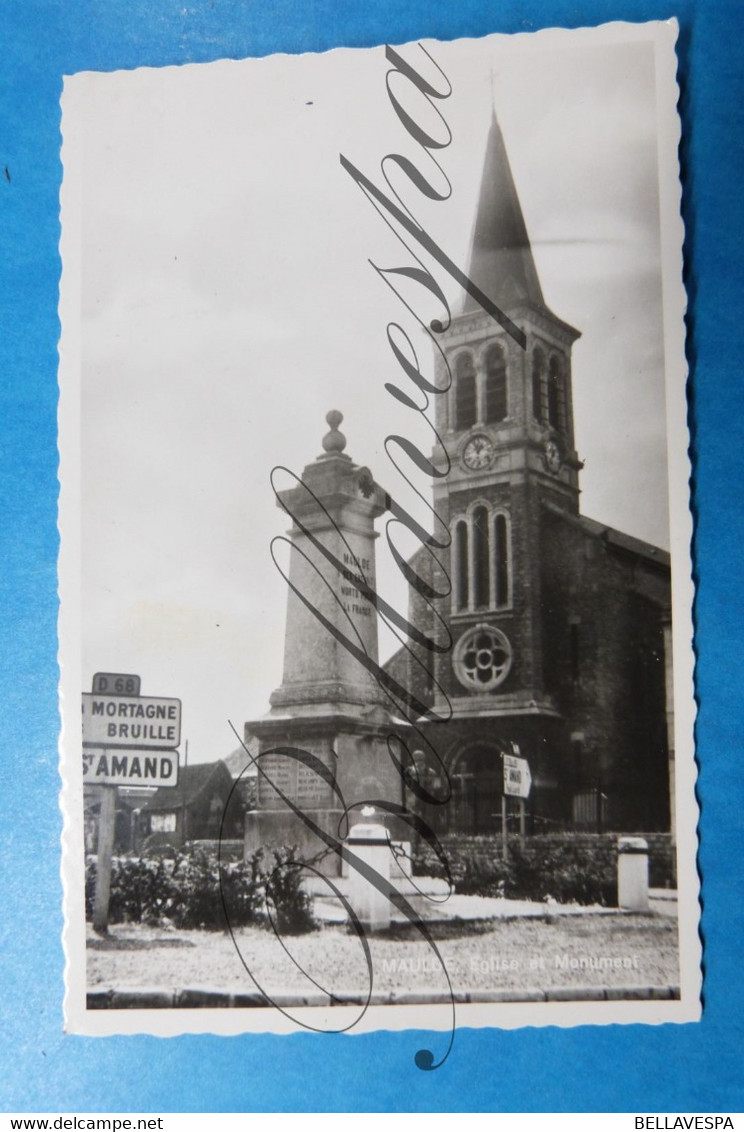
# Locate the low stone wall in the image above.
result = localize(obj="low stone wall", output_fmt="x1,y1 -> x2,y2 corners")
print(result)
413,831 -> 676,890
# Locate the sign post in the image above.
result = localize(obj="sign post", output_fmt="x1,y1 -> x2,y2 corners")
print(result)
84,675 -> 181,935
92,784 -> 116,934
503,747 -> 532,854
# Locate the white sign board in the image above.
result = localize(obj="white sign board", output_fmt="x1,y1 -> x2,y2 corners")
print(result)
83,748 -> 179,787
503,753 -> 532,799
82,693 -> 181,749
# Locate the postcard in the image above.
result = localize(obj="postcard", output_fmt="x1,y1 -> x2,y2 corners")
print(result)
58,19 -> 699,1063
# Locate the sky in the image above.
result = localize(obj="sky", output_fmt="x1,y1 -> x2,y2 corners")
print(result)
60,24 -> 684,763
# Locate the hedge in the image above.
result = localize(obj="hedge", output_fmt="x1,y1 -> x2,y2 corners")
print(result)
86,846 -> 315,933
413,832 -> 675,905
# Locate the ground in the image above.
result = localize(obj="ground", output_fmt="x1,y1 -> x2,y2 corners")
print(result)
87,911 -> 680,1004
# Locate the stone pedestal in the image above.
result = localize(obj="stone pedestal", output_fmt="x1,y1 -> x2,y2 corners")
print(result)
243,715 -> 407,874
346,821 -> 392,932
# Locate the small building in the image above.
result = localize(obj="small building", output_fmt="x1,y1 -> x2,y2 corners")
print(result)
83,784 -> 153,855
222,741 -> 259,812
138,759 -> 243,853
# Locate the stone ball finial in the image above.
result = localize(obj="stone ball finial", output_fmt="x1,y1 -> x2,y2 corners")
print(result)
322,409 -> 347,454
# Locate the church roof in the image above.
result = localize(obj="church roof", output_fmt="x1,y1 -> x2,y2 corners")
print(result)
542,500 -> 671,570
463,113 -> 546,315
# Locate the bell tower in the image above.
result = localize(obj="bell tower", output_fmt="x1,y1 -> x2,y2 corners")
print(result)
428,113 -> 582,718
432,113 -> 582,510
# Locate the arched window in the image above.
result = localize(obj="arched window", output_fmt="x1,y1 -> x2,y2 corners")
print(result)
548,355 -> 564,431
532,347 -> 545,421
472,505 -> 490,607
452,507 -> 512,612
454,520 -> 469,611
455,353 -> 477,431
493,512 -> 510,607
484,344 -> 507,423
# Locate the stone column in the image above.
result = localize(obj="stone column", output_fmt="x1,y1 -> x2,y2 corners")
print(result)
244,412 -> 407,875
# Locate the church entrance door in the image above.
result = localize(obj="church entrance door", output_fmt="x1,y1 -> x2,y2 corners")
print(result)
451,745 -> 503,835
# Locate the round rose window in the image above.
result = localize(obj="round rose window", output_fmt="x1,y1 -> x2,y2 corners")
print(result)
454,624 -> 512,691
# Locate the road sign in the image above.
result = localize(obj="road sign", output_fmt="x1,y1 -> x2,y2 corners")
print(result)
92,672 -> 141,697
82,693 -> 182,749
83,748 -> 179,787
503,753 -> 532,799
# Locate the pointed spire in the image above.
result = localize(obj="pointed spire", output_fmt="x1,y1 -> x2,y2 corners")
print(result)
463,113 -> 545,314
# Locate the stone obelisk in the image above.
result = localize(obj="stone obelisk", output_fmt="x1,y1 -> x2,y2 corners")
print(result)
244,412 -> 405,874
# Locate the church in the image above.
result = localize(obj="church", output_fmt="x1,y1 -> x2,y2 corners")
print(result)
244,112 -> 673,865
384,113 -> 673,839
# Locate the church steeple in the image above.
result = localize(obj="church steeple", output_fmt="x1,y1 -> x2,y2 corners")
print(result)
463,113 -> 545,315
432,109 -> 581,494
423,109 -> 584,732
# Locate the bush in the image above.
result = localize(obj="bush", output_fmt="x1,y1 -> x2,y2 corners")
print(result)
85,856 -> 172,924
219,848 -> 268,930
508,838 -> 617,906
167,851 -> 260,930
413,833 -> 618,905
264,847 -> 317,935
456,850 -> 512,898
86,844 -> 316,933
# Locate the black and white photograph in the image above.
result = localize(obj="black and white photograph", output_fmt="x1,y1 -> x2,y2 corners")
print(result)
58,20 -> 698,1042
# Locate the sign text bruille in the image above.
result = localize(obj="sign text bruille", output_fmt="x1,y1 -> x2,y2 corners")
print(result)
82,693 -> 182,749
223,43 -> 528,1071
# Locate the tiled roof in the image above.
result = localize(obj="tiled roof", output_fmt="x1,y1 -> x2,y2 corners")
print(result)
140,760 -> 229,811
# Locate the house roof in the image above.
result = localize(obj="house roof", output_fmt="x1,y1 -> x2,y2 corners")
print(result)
140,759 -> 231,812
222,739 -> 259,779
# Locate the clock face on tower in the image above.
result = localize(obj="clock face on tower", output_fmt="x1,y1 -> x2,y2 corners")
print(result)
462,434 -> 494,471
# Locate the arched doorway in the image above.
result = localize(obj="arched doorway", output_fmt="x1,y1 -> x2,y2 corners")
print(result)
450,744 -> 504,834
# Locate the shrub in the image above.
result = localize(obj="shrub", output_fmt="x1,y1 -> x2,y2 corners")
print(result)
455,850 -> 512,898
85,856 -> 172,924
413,833 -> 618,905
508,838 -> 617,906
217,849 -> 267,931
112,856 -> 173,923
264,847 -> 317,935
167,851 -> 229,930
86,845 -> 316,932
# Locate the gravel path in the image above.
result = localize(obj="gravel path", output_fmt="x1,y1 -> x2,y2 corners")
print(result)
87,913 -> 679,999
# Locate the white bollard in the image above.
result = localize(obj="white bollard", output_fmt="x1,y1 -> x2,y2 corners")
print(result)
347,822 -> 392,932
617,836 -> 650,911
